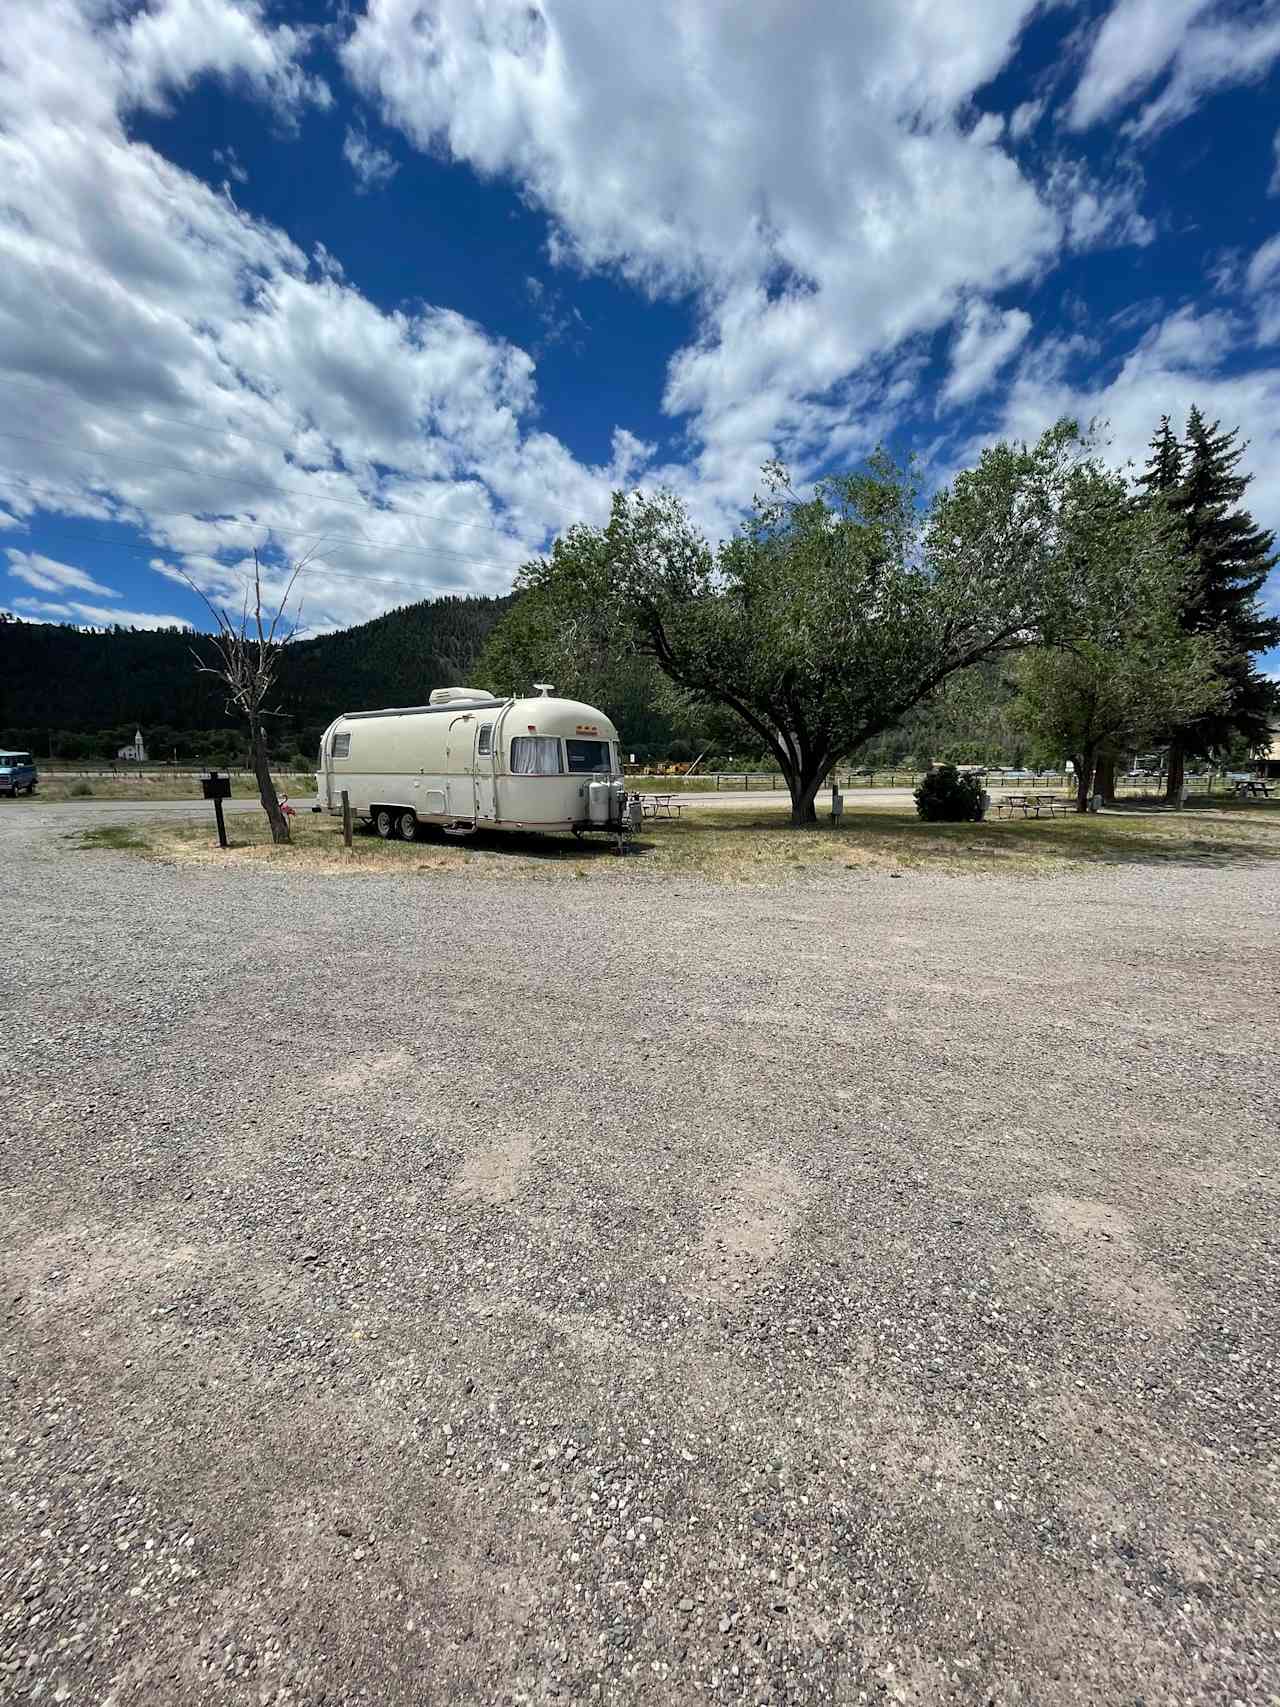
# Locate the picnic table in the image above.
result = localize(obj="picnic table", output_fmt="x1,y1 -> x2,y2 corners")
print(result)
1231,777 -> 1273,798
993,791 -> 1074,819
640,792 -> 682,820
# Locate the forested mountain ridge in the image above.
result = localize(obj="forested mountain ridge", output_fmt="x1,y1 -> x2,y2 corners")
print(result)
0,594 -> 513,758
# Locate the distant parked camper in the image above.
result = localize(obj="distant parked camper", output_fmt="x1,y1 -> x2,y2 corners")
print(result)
314,686 -> 637,843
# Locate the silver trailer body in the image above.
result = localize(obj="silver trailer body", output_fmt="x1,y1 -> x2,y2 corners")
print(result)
314,688 -> 629,838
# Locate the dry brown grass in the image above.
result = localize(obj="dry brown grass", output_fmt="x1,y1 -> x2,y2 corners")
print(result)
37,770 -> 315,803
75,795 -> 1280,884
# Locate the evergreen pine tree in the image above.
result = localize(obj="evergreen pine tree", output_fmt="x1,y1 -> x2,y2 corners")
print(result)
1096,417 -> 1189,801
1143,406 -> 1279,799
1136,415 -> 1183,500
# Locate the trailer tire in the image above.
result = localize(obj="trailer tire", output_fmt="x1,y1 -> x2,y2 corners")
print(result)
396,810 -> 418,842
374,807 -> 395,839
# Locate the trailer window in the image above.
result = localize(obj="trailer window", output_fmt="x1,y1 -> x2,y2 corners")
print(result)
509,735 -> 561,775
477,723 -> 493,757
565,739 -> 611,773
331,732 -> 350,759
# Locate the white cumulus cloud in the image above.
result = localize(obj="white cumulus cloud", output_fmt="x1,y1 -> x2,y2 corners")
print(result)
113,0 -> 332,117
343,0 -> 1156,496
343,125 -> 399,193
1070,0 -> 1280,137
981,307 -> 1280,602
0,0 -> 655,631
1245,232 -> 1280,346
943,302 -> 1033,405
12,595 -> 192,629
6,549 -> 119,598
1008,97 -> 1046,140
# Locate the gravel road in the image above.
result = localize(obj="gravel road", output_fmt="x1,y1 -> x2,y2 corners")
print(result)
1,787 -> 905,823
2,806 -> 1277,1706
0,797 -> 270,832
663,788 -> 917,813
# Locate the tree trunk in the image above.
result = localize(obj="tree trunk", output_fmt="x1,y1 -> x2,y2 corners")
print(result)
252,722 -> 290,844
1095,751 -> 1117,804
784,759 -> 826,825
1074,750 -> 1094,814
1164,742 -> 1185,805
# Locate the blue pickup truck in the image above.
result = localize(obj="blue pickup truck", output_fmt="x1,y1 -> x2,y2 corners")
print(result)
0,750 -> 38,797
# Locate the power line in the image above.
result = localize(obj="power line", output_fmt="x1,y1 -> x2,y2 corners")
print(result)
3,519 -> 516,599
0,418 -> 549,545
0,370 -> 345,467
0,468 -> 532,575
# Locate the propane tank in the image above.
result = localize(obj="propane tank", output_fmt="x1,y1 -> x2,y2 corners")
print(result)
588,779 -> 613,825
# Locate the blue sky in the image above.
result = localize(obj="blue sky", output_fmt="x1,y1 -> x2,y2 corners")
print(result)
1,0 -> 1279,676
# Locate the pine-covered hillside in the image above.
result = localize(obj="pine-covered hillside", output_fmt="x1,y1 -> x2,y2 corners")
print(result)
0,594 -> 513,756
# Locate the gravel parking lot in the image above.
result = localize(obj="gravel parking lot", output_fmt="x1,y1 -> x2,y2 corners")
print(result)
2,802 -> 1277,1705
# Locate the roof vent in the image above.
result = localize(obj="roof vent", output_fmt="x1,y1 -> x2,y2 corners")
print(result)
428,687 -> 491,705
533,682 -> 555,698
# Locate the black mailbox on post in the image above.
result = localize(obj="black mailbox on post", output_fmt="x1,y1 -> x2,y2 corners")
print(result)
201,770 -> 232,848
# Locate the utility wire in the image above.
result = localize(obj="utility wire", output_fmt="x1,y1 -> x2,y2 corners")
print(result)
0,469 -> 532,575
2,519 -> 514,600
0,419 -> 548,544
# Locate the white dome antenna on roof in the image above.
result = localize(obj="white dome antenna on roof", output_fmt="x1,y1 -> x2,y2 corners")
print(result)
533,682 -> 555,697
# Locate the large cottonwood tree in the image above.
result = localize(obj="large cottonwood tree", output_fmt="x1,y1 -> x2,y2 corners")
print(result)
489,421 -> 1184,822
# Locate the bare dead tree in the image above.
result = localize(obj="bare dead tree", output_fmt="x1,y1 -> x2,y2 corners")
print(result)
182,550 -> 308,845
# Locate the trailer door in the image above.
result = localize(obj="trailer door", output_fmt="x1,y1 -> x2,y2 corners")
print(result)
321,729 -> 338,810
473,720 -> 496,821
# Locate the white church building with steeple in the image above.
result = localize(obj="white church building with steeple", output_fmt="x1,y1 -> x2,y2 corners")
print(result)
116,730 -> 147,762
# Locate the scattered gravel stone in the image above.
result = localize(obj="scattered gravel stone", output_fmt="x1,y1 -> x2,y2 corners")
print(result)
1,798 -> 1277,1705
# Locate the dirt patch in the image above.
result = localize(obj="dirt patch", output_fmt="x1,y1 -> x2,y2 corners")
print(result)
323,1047 -> 414,1095
839,1347 -> 975,1492
1159,1160 -> 1257,1198
454,1132 -> 536,1205
687,1157 -> 807,1304
11,1221 -> 202,1313
1029,1192 -> 1188,1329
1035,1192 -> 1132,1244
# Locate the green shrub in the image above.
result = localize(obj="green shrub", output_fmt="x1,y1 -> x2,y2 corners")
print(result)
914,764 -> 986,823
70,781 -> 94,798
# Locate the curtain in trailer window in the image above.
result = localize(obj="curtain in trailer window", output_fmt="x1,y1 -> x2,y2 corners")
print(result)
509,735 -> 561,775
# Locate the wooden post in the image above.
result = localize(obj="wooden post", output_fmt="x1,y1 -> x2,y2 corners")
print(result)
213,794 -> 228,849
341,789 -> 353,848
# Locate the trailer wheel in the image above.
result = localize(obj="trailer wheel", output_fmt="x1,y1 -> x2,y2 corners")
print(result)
396,810 -> 418,842
374,807 -> 395,839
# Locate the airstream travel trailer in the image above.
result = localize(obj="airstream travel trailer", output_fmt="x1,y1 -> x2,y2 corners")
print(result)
313,686 -> 638,844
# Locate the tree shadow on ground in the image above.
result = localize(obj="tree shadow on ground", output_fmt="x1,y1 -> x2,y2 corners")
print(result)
390,824 -> 657,863
672,808 -> 1280,871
